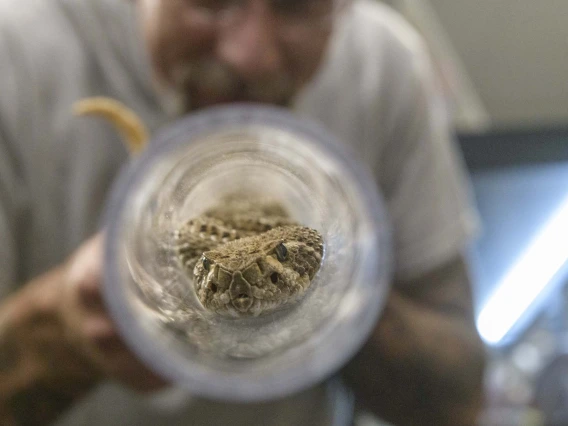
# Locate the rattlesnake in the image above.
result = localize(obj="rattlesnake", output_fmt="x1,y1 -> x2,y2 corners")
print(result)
74,98 -> 324,317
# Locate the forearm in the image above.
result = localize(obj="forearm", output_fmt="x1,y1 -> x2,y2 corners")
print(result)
0,267 -> 100,425
343,290 -> 486,426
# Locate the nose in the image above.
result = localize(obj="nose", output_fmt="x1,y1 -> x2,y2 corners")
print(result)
229,271 -> 254,312
216,0 -> 283,79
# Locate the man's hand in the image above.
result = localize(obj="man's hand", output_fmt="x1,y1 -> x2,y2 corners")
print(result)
342,256 -> 486,426
0,233 -> 166,425
60,233 -> 166,391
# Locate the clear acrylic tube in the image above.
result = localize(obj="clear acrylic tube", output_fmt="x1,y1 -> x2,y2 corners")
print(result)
103,104 -> 391,401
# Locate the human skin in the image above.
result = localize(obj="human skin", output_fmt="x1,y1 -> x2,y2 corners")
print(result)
0,1 -> 485,425
136,3 -> 486,422
343,256 -> 486,425
0,235 -> 166,425
138,0 -> 333,110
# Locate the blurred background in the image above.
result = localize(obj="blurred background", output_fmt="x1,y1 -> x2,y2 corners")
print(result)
3,0 -> 564,424
373,1 -> 568,425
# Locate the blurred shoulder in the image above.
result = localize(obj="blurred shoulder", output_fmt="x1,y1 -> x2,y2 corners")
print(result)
339,0 -> 438,110
0,0 -> 79,44
0,0 -> 89,137
349,0 -> 427,56
0,0 -> 87,89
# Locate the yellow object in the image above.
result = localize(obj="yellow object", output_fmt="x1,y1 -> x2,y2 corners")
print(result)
73,97 -> 149,155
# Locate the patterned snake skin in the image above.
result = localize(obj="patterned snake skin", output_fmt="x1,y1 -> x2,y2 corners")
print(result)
175,197 -> 324,317
73,97 -> 324,318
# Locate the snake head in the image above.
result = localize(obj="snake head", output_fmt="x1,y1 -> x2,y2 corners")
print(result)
193,226 -> 323,317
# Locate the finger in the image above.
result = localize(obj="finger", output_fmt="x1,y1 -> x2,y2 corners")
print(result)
82,314 -> 125,351
76,274 -> 105,310
67,234 -> 106,311
81,321 -> 168,391
107,352 -> 169,392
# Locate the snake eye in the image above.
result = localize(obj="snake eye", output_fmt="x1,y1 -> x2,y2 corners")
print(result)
275,243 -> 288,262
202,256 -> 211,271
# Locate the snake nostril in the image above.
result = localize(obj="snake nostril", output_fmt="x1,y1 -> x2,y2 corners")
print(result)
209,283 -> 218,293
270,272 -> 279,283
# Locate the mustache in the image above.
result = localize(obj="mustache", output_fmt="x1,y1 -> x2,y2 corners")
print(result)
171,60 -> 295,107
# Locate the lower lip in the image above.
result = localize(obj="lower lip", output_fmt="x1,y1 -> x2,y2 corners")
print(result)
197,95 -> 255,107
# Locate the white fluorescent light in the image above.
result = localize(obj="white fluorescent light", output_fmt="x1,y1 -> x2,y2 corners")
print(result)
477,194 -> 568,345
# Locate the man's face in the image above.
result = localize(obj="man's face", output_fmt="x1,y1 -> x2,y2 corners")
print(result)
138,0 -> 335,114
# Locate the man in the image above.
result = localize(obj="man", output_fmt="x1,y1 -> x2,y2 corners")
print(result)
0,0 -> 486,424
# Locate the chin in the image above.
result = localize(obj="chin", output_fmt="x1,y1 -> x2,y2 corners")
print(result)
194,96 -> 294,111
156,85 -> 295,116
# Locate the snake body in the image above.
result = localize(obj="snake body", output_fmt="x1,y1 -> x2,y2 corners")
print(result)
74,98 -> 324,317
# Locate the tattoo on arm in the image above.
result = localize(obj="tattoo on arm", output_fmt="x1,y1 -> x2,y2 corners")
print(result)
0,305 -> 98,426
0,342 -> 19,373
10,387 -> 79,426
343,256 -> 486,426
0,332 -> 95,426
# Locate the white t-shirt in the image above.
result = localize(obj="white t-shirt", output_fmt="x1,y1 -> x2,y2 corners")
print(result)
0,0 -> 477,424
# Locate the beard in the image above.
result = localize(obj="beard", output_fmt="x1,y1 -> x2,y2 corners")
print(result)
153,59 -> 296,117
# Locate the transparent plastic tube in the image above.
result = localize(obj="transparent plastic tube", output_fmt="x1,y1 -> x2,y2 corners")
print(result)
103,105 -> 391,401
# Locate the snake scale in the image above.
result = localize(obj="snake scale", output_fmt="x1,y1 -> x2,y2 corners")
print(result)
74,98 -> 324,317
